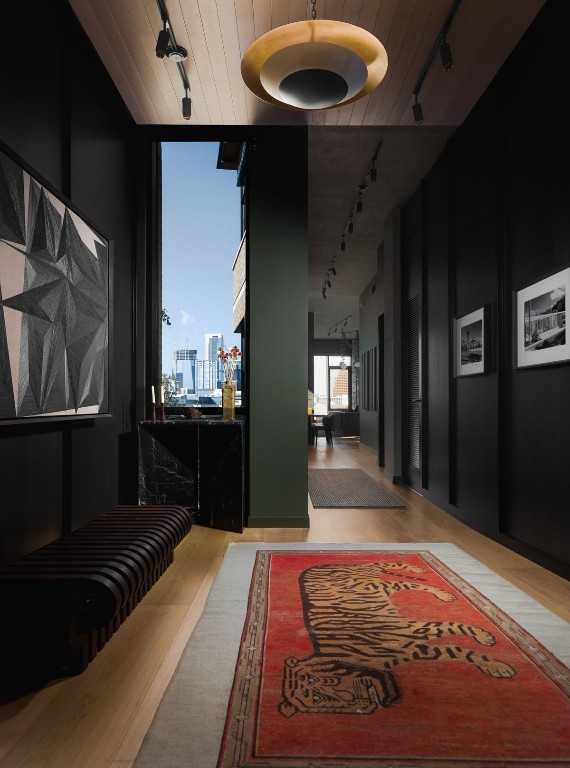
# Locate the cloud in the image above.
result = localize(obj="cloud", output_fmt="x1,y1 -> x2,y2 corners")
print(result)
550,286 -> 565,302
180,310 -> 194,326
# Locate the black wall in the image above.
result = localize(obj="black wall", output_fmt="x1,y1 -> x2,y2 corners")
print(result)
0,0 -> 137,564
400,0 -> 570,574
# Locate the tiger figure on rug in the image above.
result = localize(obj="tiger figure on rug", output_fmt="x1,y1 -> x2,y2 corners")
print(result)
278,561 -> 515,718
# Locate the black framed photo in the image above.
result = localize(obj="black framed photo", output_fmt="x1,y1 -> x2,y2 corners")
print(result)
514,266 -> 569,369
453,305 -> 488,377
0,141 -> 111,421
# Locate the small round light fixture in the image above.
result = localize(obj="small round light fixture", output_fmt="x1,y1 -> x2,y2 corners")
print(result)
241,20 -> 388,111
167,45 -> 188,63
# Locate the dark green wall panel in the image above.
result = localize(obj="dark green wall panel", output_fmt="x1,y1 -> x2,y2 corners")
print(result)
247,128 -> 309,527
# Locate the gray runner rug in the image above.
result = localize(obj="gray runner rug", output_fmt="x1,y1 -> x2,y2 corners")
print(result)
308,468 -> 405,508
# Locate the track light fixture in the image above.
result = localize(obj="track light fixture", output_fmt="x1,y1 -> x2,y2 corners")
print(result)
182,89 -> 192,120
156,25 -> 170,58
327,314 -> 352,337
321,142 -> 382,292
411,0 -> 461,124
155,0 -> 192,122
168,45 -> 188,63
413,96 -> 424,125
439,38 -> 453,71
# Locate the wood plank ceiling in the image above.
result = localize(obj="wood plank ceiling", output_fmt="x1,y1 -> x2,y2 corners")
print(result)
69,0 -> 546,336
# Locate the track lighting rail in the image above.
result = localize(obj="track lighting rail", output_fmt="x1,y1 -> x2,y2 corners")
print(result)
412,0 -> 462,123
155,0 -> 191,120
320,142 -> 382,299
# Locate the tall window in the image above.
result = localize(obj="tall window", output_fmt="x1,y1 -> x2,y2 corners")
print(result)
160,142 -> 242,407
313,355 -> 352,414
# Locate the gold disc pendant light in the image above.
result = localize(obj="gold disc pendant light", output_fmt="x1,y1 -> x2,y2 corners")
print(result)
241,1 -> 388,111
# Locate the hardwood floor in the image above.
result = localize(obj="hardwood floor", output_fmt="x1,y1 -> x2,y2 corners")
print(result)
0,438 -> 568,768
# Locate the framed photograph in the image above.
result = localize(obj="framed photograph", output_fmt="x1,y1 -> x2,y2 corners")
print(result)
0,141 -> 111,421
515,267 -> 569,369
454,305 -> 488,377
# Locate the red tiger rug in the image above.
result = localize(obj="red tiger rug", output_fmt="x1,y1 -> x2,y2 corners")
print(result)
217,551 -> 570,768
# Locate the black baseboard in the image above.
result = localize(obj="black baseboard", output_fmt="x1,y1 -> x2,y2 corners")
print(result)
385,472 -> 406,485
415,486 -> 570,582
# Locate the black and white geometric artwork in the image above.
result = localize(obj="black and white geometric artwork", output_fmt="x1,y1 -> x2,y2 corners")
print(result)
0,145 -> 110,420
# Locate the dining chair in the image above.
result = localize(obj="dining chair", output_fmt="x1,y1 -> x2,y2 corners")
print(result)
313,413 -> 335,445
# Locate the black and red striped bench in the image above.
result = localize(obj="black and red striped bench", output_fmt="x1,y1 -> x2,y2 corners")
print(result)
0,504 -> 193,686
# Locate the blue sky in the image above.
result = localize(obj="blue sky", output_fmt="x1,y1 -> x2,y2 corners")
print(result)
161,142 -> 241,374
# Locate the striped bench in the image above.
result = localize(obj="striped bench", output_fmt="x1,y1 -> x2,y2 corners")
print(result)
0,505 -> 193,686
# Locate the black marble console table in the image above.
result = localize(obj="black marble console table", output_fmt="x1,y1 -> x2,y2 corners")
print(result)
138,418 -> 245,533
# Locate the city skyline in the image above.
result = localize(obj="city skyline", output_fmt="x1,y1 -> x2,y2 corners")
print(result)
161,142 -> 241,376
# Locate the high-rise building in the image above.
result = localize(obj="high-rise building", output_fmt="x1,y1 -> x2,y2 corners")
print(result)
205,333 -> 224,386
205,333 -> 223,361
174,349 -> 197,393
196,359 -> 218,391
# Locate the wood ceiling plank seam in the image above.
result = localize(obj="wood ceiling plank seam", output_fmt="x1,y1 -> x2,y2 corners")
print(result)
380,0 -> 449,126
336,103 -> 356,126
309,111 -> 327,125
361,0 -> 431,126
252,0 -> 272,39
214,0 -> 250,124
168,0 -> 214,124
126,0 -> 192,124
172,0 -> 223,124
97,0 -> 166,123
234,0 -> 257,124
288,0 -> 309,24
270,0 -> 289,29
355,0 -> 383,30
244,91 -> 260,125
194,0 -> 237,124
324,0 -> 344,22
348,0 -> 388,125
357,0 -> 411,125
68,0 -> 150,124
324,106 -> 343,125
234,0 -> 256,49
342,0 -> 363,25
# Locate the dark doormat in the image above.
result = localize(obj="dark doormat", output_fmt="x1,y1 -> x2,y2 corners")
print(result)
308,468 -> 405,508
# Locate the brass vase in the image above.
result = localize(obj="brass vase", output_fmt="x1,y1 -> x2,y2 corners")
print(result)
222,379 -> 236,421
